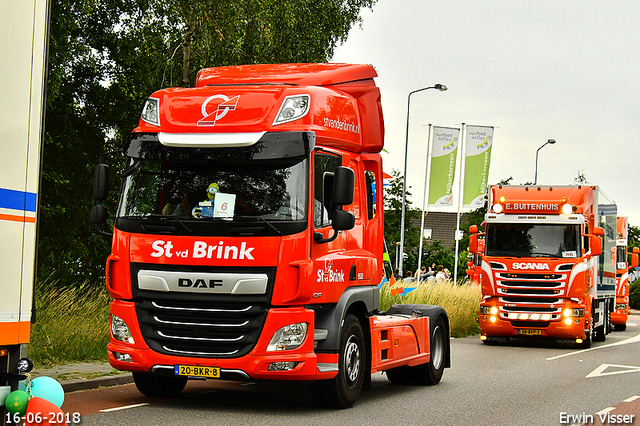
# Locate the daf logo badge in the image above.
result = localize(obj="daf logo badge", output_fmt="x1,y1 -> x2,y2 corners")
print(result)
197,94 -> 240,126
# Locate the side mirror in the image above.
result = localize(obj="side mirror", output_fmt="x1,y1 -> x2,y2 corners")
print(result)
631,253 -> 639,269
469,234 -> 478,255
333,166 -> 354,206
94,164 -> 109,201
590,235 -> 602,256
593,226 -> 604,236
469,225 -> 478,234
91,204 -> 108,225
332,209 -> 355,231
633,247 -> 639,254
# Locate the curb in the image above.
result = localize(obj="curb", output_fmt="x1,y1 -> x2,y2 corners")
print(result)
61,373 -> 134,393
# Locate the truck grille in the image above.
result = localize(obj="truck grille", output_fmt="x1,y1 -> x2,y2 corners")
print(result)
496,272 -> 566,297
136,299 -> 268,358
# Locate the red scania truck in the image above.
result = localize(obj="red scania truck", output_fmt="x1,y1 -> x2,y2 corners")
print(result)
92,63 -> 450,408
611,217 -> 638,331
469,184 -> 617,348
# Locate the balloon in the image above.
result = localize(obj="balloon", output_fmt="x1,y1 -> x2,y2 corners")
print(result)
4,390 -> 29,415
27,376 -> 64,408
25,397 -> 68,426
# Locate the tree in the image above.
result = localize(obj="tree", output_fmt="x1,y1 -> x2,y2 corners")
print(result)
40,0 -> 378,286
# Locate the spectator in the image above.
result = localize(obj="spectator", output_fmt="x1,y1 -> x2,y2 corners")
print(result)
393,268 -> 401,280
436,265 -> 446,281
405,270 -> 416,282
419,266 -> 429,281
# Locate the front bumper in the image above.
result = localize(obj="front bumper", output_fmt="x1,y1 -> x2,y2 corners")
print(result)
107,300 -> 338,381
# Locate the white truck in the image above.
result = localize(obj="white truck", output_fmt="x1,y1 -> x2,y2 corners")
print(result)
0,0 -> 49,404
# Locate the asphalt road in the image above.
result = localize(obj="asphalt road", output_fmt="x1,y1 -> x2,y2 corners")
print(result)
61,318 -> 640,426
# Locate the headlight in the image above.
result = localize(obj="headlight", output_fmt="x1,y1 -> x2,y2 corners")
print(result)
616,303 -> 627,310
140,97 -> 160,126
267,323 -> 308,351
561,203 -> 574,215
111,314 -> 134,344
273,94 -> 310,125
492,203 -> 503,214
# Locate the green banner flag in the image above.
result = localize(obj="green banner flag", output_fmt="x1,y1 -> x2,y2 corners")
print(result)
463,126 -> 494,208
428,126 -> 460,206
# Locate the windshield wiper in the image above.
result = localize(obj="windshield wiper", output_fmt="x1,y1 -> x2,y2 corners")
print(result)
236,215 -> 281,235
530,252 -> 559,258
146,214 -> 193,233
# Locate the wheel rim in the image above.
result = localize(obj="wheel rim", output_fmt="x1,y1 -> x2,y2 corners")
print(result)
431,325 -> 445,370
344,335 -> 361,387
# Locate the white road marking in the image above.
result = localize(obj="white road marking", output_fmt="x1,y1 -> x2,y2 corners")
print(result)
623,395 -> 640,403
586,363 -> 640,378
546,333 -> 640,361
99,403 -> 150,412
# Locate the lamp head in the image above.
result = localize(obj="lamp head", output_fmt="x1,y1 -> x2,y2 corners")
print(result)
434,84 -> 447,91
547,139 -> 556,144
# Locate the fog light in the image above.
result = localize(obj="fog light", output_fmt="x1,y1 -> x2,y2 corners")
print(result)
480,335 -> 487,341
113,352 -> 132,362
490,316 -> 497,323
267,361 -> 298,371
564,317 -> 572,325
267,323 -> 308,351
111,314 -> 134,344
576,338 -> 583,344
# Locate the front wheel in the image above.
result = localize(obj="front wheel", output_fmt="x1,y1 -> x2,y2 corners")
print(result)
132,372 -> 188,398
614,323 -> 627,331
311,314 -> 365,409
413,316 -> 447,385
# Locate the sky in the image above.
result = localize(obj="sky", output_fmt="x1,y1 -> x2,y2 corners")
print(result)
332,0 -> 640,225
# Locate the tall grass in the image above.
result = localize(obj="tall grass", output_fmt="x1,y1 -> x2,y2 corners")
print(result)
28,279 -> 480,366
29,282 -> 110,366
380,280 -> 481,337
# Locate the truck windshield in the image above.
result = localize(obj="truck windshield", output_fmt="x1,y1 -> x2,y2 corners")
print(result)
115,133 -> 311,236
485,223 -> 581,258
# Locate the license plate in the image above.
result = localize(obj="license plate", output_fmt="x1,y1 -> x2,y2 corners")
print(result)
175,365 -> 221,378
518,329 -> 542,336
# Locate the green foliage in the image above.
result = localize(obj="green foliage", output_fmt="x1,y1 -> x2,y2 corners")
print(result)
383,169 -> 421,271
379,282 -> 481,337
29,281 -> 111,365
40,0 -> 377,286
630,280 -> 640,310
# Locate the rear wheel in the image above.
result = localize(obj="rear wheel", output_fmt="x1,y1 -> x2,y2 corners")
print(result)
132,372 -> 188,398
413,316 -> 446,385
385,365 -> 413,385
311,315 -> 365,408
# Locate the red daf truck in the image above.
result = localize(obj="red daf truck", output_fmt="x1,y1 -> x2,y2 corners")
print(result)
611,217 -> 638,331
469,184 -> 616,348
92,63 -> 450,408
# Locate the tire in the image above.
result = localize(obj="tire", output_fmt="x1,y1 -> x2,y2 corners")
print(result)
614,323 -> 627,331
580,316 -> 593,349
132,372 -> 188,398
385,365 -> 413,385
413,316 -> 447,385
311,314 -> 365,409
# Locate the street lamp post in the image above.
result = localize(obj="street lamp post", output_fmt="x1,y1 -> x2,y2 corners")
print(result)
534,139 -> 556,185
399,84 -> 447,275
